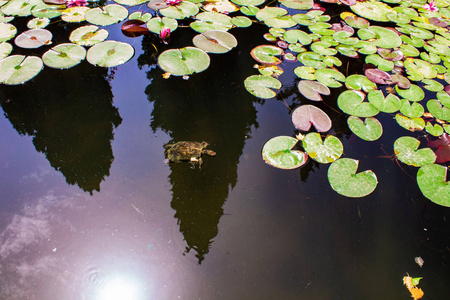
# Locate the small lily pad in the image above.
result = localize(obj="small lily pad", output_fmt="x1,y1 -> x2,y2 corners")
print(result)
426,122 -> 444,136
0,42 -> 12,60
61,6 -> 89,23
250,45 -> 284,65
297,80 -> 330,101
400,98 -> 424,118
327,158 -> 378,198
245,75 -> 281,99
69,25 -> 108,46
14,28 -> 51,49
427,99 -> 450,122
347,116 -> 383,141
345,74 -> 377,93
417,164 -> 450,206
0,23 -> 17,43
338,90 -> 380,117
368,26 -> 402,49
395,84 -> 425,102
42,43 -> 86,69
0,55 -> 43,85
27,17 -> 50,29
395,114 -> 425,131
294,66 -> 315,80
314,68 -> 345,88
394,136 -> 436,167
279,0 -> 314,10
159,1 -> 199,19
262,136 -> 308,169
193,30 -> 237,54
190,11 -> 233,33
146,17 -> 178,34
351,1 -> 393,22
87,40 -> 135,67
291,104 -> 332,132
301,133 -> 343,164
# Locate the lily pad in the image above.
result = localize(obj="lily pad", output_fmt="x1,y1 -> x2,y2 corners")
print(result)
27,17 -> 50,29
69,25 -> 108,46
279,0 -> 314,10
42,43 -> 86,69
367,90 -> 401,113
351,1 -> 393,22
250,45 -> 284,65
395,84 -> 425,102
394,136 -> 436,167
337,90 -> 380,117
31,3 -> 63,19
0,55 -> 43,85
159,1 -> 199,19
193,30 -> 237,54
231,16 -> 252,27
244,75 -> 281,99
417,164 -> 450,206
114,0 -> 149,5
291,104 -> 332,132
85,4 -> 128,26
298,52 -> 326,69
400,98 -> 424,118
14,29 -> 51,49
146,17 -> 178,34
426,122 -> 444,137
368,26 -> 402,49
347,116 -> 383,141
0,42 -> 12,60
365,68 -> 392,84
301,133 -> 343,163
314,68 -> 345,88
294,66 -> 315,80
1,0 -> 42,17
190,11 -> 233,33
395,114 -> 425,131
427,99 -> 450,121
61,6 -> 89,23
345,74 -> 377,93
0,23 -> 17,43
297,80 -> 330,101
87,40 -> 135,68
262,136 -> 308,169
327,158 -> 378,198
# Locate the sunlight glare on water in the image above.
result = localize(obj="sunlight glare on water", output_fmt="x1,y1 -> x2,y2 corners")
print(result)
97,274 -> 145,300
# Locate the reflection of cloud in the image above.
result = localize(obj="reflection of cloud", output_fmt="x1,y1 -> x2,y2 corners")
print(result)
0,194 -> 72,300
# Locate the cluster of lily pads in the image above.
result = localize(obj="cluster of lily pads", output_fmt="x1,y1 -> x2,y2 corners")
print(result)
0,0 -> 448,204
251,0 -> 450,205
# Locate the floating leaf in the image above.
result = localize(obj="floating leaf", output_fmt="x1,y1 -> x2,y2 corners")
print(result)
368,26 -> 402,49
347,116 -> 383,141
0,55 -> 43,85
365,54 -> 394,72
294,66 -> 315,80
1,0 -> 42,17
262,136 -> 308,169
70,25 -> 108,46
297,80 -> 330,101
146,17 -> 178,34
147,0 -> 168,11
244,75 -> 281,99
291,104 -> 332,132
400,98 -> 424,118
61,6 -> 89,23
190,11 -> 233,33
193,30 -> 237,54
314,67 -> 345,88
250,45 -> 284,65
426,122 -> 444,137
395,114 -> 425,131
338,90 -> 380,117
279,0 -> 314,10
298,52 -> 326,69
231,16 -> 252,27
121,19 -> 150,37
364,68 -> 392,84
428,133 -> 450,163
427,99 -> 450,121
327,158 -> 378,198
159,1 -> 199,19
0,23 -> 17,43
14,29 -> 51,49
255,6 -> 287,22
203,0 -> 239,13
85,4 -> 128,26
31,3 -> 63,19
394,136 -> 436,167
114,0 -> 149,5
87,40 -> 135,67
345,74 -> 377,93
301,133 -> 343,163
395,84 -> 425,102
351,1 -> 393,22
417,164 -> 450,206
27,17 -> 50,29
0,42 -> 12,60
388,74 -> 411,89
42,43 -> 86,69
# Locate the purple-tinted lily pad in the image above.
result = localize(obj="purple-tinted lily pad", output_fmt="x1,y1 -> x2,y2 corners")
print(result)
298,80 -> 330,101
387,74 -> 410,89
377,48 -> 403,61
429,17 -> 448,28
291,104 -> 332,132
428,133 -> 450,163
365,68 -> 392,84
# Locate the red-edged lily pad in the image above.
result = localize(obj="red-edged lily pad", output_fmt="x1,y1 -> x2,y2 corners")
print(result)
428,133 -> 450,163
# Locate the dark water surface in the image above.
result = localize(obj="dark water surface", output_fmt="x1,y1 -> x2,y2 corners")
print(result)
0,17 -> 449,300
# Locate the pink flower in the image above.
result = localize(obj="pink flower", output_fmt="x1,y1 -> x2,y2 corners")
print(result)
66,0 -> 88,7
423,1 -> 438,11
160,27 -> 171,44
164,0 -> 182,5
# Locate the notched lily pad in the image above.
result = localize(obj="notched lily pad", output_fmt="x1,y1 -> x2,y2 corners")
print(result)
245,75 -> 281,99
0,55 -> 43,85
347,116 -> 383,141
301,133 -> 343,164
291,104 -> 332,132
262,136 -> 308,169
417,164 -> 450,206
250,45 -> 284,65
394,136 -> 436,167
297,80 -> 330,101
338,90 -> 380,117
193,30 -> 237,54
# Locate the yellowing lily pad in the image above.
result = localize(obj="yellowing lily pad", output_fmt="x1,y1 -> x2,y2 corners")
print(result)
193,30 -> 237,54
301,133 -> 343,164
69,25 -> 109,46
42,43 -> 86,69
394,136 -> 436,167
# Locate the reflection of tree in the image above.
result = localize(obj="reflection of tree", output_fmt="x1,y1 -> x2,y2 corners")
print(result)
138,25 -> 267,263
0,62 -> 122,194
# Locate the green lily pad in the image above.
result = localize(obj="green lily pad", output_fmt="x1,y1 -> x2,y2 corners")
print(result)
146,17 -> 178,34
427,99 -> 450,121
310,41 -> 337,56
265,15 -> 297,29
400,44 -> 420,57
291,104 -> 332,132
87,40 -> 135,68
327,158 -> 378,198
345,74 -> 377,93
314,68 -> 346,88
394,136 -> 436,167
338,90 -> 380,117
283,29 -> 312,45
437,91 -> 450,108
250,45 -> 284,65
114,0 -> 149,5
0,23 -> 17,43
301,133 -> 343,164
298,52 -> 326,69
347,116 -> 383,141
396,24 -> 434,40
129,11 -> 152,22
417,164 -> 450,206
69,25 -> 108,46
190,11 -> 232,33
365,54 -> 394,72
292,13 -> 316,26
14,28 -> 51,49
404,58 -> 437,79
262,136 -> 308,169
426,122 -> 444,136
367,90 -> 401,113
0,55 -> 43,85
351,1 -> 393,22
343,14 -> 370,29
386,11 -> 410,24
193,30 -> 237,54
368,26 -> 402,48
333,30 -> 359,46
231,0 -> 265,6
244,75 -> 281,99
294,66 -> 315,80
279,0 -> 314,10
354,40 -> 377,55
159,1 -> 199,19
31,3 -> 63,19
42,43 -> 86,69
240,5 -> 259,16
395,84 -> 425,102
255,7 -> 287,22
27,17 -> 50,29
85,4 -> 128,26
337,44 -> 359,58
231,16 -> 252,27
0,42 -> 12,60
308,22 -> 334,36
422,79 -> 444,92
395,114 -> 425,131
322,55 -> 342,68
400,98 -> 424,118
297,80 -> 330,101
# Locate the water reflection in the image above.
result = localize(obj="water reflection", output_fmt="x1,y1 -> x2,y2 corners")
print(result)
0,63 -> 122,194
138,27 -> 267,263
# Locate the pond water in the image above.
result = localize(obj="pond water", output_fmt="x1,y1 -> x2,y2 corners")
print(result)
0,5 -> 450,300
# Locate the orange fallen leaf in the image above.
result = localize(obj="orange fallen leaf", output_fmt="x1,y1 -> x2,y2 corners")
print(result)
403,275 -> 424,300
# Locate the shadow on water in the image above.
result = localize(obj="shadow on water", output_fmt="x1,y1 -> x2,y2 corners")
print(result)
137,25 -> 270,263
0,62 -> 122,194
